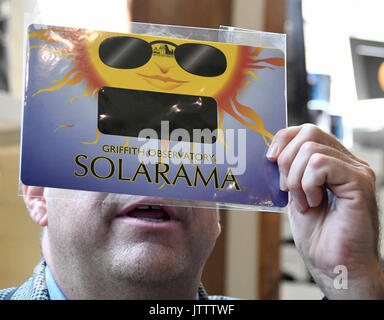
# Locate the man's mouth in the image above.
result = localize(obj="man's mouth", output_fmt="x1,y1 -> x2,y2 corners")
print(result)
126,205 -> 171,223
117,201 -> 179,227
113,199 -> 187,233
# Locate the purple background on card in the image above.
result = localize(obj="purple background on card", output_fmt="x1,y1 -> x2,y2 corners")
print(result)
21,25 -> 288,208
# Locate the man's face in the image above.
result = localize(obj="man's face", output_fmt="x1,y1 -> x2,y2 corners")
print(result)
43,188 -> 220,285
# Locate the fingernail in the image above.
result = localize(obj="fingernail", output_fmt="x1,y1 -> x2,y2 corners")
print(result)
293,199 -> 306,213
280,175 -> 288,191
266,144 -> 278,159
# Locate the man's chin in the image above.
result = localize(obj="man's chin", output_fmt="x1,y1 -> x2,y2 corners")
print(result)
108,243 -> 190,284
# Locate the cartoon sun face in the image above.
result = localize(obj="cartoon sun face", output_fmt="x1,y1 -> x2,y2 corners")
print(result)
88,32 -> 242,98
28,25 -> 284,147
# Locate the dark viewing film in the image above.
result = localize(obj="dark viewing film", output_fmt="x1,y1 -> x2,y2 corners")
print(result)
98,87 -> 218,143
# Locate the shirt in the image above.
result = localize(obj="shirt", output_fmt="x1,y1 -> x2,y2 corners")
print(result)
45,265 -> 67,300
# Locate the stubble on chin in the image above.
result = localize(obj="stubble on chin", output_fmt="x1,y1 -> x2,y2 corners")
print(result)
103,242 -> 191,286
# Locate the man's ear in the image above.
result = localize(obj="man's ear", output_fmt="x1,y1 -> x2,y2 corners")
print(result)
23,185 -> 48,227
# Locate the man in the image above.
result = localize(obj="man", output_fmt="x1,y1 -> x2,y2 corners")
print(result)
0,124 -> 382,299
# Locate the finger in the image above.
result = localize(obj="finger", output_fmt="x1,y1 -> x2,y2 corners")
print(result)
301,153 -> 362,209
267,124 -> 330,162
276,124 -> 358,189
268,124 -> 364,165
266,125 -> 302,161
287,142 -> 361,211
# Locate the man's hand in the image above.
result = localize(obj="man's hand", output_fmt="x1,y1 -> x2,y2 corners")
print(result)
267,124 -> 384,299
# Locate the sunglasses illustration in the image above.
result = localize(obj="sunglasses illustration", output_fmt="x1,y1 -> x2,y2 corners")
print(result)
99,36 -> 227,77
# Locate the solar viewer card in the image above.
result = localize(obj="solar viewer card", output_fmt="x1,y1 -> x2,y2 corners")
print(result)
20,24 -> 288,210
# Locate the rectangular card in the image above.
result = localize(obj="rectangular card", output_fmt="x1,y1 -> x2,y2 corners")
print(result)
20,24 -> 288,209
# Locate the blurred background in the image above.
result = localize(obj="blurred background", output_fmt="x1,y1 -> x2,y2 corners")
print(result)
0,0 -> 383,299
